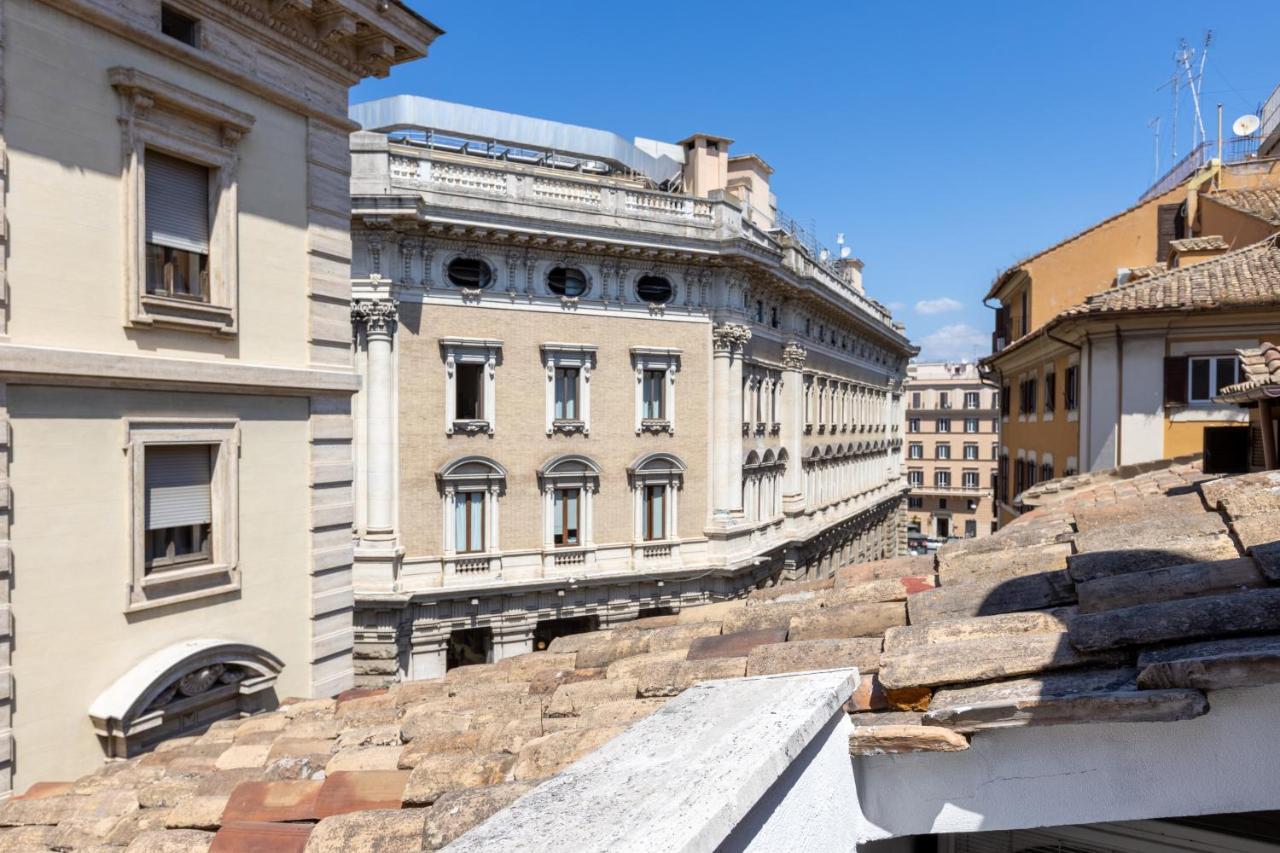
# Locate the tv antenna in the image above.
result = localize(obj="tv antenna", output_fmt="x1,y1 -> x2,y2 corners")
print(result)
1147,116 -> 1161,180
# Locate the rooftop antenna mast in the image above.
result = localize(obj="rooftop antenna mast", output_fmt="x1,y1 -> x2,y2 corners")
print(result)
1147,116 -> 1162,180
1178,31 -> 1212,154
1157,69 -> 1181,163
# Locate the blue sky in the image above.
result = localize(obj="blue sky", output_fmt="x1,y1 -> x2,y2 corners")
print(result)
355,1 -> 1280,361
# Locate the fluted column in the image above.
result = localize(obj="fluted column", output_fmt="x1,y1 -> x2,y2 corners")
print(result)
712,323 -> 751,521
780,341 -> 807,513
352,299 -> 403,591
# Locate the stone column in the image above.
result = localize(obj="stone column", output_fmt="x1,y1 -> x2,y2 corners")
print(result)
781,342 -> 807,514
491,622 -> 535,663
353,299 -> 403,591
712,323 -> 751,521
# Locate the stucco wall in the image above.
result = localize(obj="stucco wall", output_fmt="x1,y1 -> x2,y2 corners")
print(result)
4,0 -> 309,367
396,302 -> 712,557
7,386 -> 312,789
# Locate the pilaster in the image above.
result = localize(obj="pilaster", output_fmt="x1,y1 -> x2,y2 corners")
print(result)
780,341 -> 807,514
711,323 -> 751,522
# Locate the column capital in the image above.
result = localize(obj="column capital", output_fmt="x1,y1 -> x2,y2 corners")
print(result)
781,341 -> 807,370
712,323 -> 752,354
352,298 -> 399,335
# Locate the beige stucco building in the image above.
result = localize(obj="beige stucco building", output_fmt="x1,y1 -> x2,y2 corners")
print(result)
345,98 -> 917,679
903,362 -> 998,543
0,0 -> 437,792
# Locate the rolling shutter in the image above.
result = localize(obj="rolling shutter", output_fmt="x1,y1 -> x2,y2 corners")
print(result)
1163,356 -> 1189,406
145,445 -> 212,531
145,150 -> 210,254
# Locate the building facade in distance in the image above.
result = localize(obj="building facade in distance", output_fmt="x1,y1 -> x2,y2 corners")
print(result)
345,98 -> 917,680
983,151 -> 1280,525
0,0 -> 438,791
903,362 -> 998,544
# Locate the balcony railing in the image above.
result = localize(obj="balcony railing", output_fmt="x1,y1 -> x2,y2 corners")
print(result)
1138,140 -> 1214,204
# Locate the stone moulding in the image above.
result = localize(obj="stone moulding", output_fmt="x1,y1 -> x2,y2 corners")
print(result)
89,638 -> 283,760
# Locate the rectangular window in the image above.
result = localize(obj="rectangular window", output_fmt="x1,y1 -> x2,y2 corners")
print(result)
908,496 -> 923,509
1188,356 -> 1240,403
964,443 -> 978,460
908,418 -> 921,433
1044,371 -> 1056,414
642,369 -> 665,419
144,444 -> 213,571
964,418 -> 978,433
908,443 -> 923,459
1000,384 -> 1010,417
643,484 -> 666,541
145,150 -> 210,302
964,391 -> 980,409
935,470 -> 951,488
161,4 -> 200,46
454,491 -> 485,553
911,391 -> 922,409
965,520 -> 977,538
939,392 -> 951,409
908,469 -> 923,487
936,418 -> 951,433
937,443 -> 951,460
1041,462 -> 1055,482
1065,365 -> 1080,411
554,367 -> 579,421
456,363 -> 484,420
553,488 -> 580,547
963,470 -> 979,489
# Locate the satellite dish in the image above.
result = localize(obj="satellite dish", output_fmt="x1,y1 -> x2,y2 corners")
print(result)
1233,114 -> 1261,137
840,246 -> 851,259
819,249 -> 829,261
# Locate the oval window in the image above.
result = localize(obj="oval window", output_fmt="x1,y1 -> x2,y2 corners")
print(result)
547,266 -> 588,298
636,275 -> 673,304
446,258 -> 493,289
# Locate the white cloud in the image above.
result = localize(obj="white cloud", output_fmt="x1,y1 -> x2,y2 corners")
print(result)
914,297 -> 965,316
917,323 -> 989,362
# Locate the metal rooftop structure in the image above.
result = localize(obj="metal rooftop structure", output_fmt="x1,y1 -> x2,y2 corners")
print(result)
350,95 -> 685,186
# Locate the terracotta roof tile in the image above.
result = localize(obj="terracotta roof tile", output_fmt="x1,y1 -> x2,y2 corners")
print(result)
1207,186 -> 1280,226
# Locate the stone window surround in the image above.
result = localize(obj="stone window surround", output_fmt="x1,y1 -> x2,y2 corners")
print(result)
126,418 -> 240,612
441,337 -> 502,435
438,456 -> 506,565
538,454 -> 602,550
628,453 -> 686,543
110,67 -> 254,336
631,347 -> 681,434
541,344 -> 597,435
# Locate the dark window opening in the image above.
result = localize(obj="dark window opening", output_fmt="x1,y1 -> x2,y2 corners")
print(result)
770,307 -> 779,328
1065,366 -> 1079,411
161,4 -> 200,46
637,606 -> 676,620
1044,372 -> 1056,414
553,488 -> 581,546
447,258 -> 493,289
643,484 -> 666,541
548,266 -> 588,297
533,615 -> 600,652
1204,426 -> 1251,474
636,275 -> 673,304
455,363 -> 484,420
554,367 -> 579,420
446,627 -> 493,670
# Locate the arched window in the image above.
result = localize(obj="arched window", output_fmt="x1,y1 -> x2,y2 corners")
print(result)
89,640 -> 283,759
446,257 -> 493,290
539,455 -> 602,548
438,457 -> 506,563
628,452 -> 686,541
636,274 -> 673,304
547,266 -> 589,298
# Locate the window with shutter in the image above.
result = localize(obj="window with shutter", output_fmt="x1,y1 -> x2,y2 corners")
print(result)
1163,356 -> 1189,406
144,444 -> 213,570
145,150 -> 211,301
1156,203 -> 1185,263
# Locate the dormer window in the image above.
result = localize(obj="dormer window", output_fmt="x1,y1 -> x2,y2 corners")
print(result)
447,258 -> 493,290
160,5 -> 200,46
547,266 -> 589,298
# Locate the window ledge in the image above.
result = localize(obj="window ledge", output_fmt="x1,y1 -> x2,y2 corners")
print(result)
639,419 -> 673,434
129,562 -> 239,612
136,294 -> 236,335
451,419 -> 493,435
551,419 -> 587,435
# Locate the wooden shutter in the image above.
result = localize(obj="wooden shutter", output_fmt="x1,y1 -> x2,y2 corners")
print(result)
145,150 -> 210,254
1156,203 -> 1183,263
145,445 -> 212,530
1163,356 -> 1189,405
